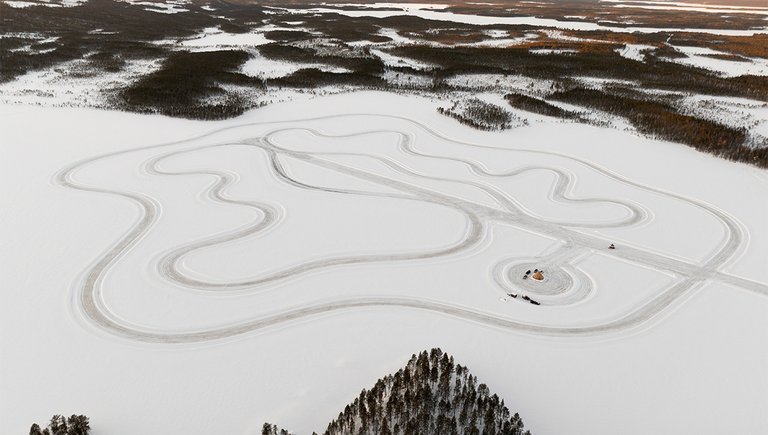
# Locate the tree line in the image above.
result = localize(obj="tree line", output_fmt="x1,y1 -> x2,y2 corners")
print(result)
28,414 -> 90,435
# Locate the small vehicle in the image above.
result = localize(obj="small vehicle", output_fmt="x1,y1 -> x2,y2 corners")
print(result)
609,244 -> 616,250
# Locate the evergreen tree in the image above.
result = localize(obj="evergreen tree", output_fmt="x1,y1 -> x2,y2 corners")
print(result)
27,414 -> 90,435
66,415 -> 90,435
48,416 -> 67,435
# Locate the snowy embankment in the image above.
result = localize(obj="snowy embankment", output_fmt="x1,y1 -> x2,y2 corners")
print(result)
1,92 -> 767,435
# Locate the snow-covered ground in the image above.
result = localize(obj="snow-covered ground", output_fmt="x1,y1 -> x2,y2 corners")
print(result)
1,0 -> 87,8
675,95 -> 768,144
663,45 -> 768,77
1,92 -> 767,435
153,26 -> 273,52
370,48 -> 435,70
529,48 -> 578,55
270,3 -> 768,36
615,43 -> 656,62
600,0 -> 768,15
241,52 -> 351,79
0,57 -> 162,107
118,0 -> 190,14
446,73 -> 556,94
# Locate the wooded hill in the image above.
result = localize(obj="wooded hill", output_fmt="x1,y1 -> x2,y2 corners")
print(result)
263,348 -> 530,435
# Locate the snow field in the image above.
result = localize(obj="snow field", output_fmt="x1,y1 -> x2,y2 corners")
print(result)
1,91 -> 767,435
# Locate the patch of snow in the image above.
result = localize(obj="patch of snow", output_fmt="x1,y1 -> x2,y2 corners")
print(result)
529,48 -> 578,55
664,45 -> 768,77
0,32 -> 49,39
37,35 -> 61,44
241,52 -> 350,79
0,57 -> 162,107
257,23 -> 317,33
377,28 -> 417,45
330,2 -> 449,11
446,74 -> 557,95
87,28 -> 119,35
466,35 -> 536,48
675,94 -> 768,146
174,27 -> 272,51
2,1 -> 38,7
615,44 -> 656,62
1,0 -> 86,6
9,45 -> 33,53
571,76 -> 644,93
483,29 -> 509,38
371,48 -> 435,71
543,29 -> 606,43
118,0 -> 190,14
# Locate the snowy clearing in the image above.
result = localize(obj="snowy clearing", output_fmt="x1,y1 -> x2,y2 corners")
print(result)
663,45 -> 768,77
615,43 -> 656,62
118,0 -> 190,14
0,57 -> 162,107
241,53 -> 351,79
172,27 -> 272,51
1,91 -> 767,435
1,0 -> 87,7
370,48 -> 435,70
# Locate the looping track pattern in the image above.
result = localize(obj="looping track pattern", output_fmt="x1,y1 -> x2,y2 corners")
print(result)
56,114 -> 768,343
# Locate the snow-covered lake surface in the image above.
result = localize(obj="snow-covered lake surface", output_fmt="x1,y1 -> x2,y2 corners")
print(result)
1,92 -> 767,435
600,0 -> 768,15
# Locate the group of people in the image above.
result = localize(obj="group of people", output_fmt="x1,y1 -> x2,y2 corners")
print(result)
512,243 -> 616,304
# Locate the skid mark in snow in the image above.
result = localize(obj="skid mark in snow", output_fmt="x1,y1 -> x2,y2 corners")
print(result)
56,113 -> 768,343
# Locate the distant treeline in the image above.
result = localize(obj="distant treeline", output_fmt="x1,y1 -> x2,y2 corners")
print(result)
3,0 -> 767,167
549,87 -> 768,168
